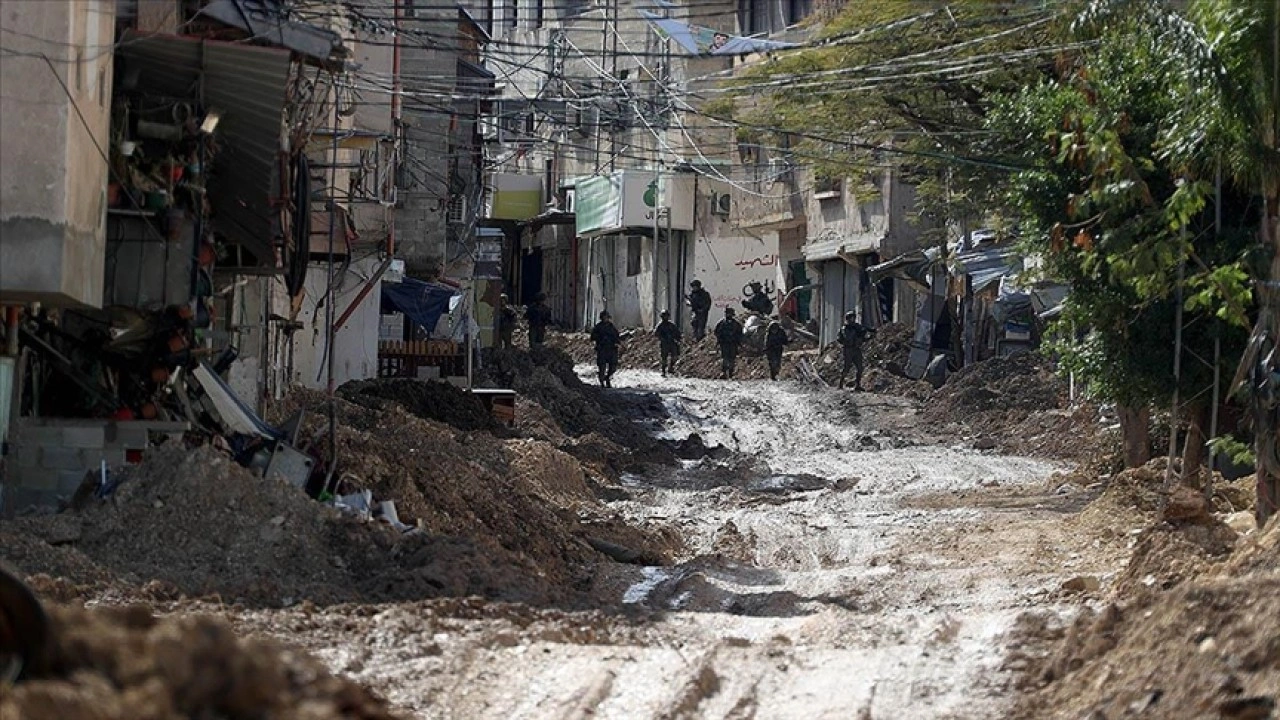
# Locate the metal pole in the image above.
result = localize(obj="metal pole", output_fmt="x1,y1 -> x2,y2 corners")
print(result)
1204,160 -> 1224,491
1163,257 -> 1186,493
666,201 -> 673,320
652,164 -> 661,326
1207,332 -> 1221,483
323,79 -> 340,494
467,283 -> 475,390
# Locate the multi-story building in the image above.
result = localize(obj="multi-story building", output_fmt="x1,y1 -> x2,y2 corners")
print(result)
475,0 -> 928,342
0,0 -> 116,310
0,0 -> 490,512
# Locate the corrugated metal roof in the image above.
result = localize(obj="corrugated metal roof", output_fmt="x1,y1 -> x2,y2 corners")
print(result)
952,246 -> 1022,292
119,33 -> 290,262
802,233 -> 885,262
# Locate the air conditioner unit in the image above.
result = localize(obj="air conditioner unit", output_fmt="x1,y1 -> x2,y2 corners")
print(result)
446,195 -> 467,225
712,192 -> 730,217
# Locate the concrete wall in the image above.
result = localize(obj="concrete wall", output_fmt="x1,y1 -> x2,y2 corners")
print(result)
290,259 -> 383,389
0,0 -> 115,307
1,418 -> 187,514
396,7 -> 474,278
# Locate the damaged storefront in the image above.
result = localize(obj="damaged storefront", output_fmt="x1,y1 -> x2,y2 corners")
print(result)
0,1 -> 357,512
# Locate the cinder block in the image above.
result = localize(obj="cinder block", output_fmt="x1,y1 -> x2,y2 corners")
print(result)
10,466 -> 59,492
63,425 -> 105,449
12,444 -> 39,468
111,426 -> 149,449
78,448 -> 120,468
16,425 -> 64,446
57,469 -> 92,495
41,447 -> 87,471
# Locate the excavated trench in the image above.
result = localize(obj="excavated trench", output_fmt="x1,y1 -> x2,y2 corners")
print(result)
220,368 -> 1112,719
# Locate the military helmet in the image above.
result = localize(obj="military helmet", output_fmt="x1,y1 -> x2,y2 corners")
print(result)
844,310 -> 857,321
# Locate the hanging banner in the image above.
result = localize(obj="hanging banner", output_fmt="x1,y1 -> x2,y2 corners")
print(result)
575,171 -> 695,237
639,11 -> 799,56
490,174 -> 543,220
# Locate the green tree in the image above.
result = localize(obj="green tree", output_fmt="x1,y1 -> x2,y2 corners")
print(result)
702,0 -> 1060,233
1157,0 -> 1280,525
982,1 -> 1257,472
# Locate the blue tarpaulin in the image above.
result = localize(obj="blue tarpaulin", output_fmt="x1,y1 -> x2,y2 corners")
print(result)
381,279 -> 459,335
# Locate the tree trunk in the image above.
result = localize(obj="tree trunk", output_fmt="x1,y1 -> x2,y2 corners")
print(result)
1118,404 -> 1151,469
1180,404 -> 1209,486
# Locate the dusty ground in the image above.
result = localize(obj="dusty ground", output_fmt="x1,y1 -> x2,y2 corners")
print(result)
14,350 -> 1255,719
216,370 -> 1121,718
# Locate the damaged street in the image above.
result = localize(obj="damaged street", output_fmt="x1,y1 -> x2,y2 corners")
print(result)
282,370 -> 1085,718
3,0 -> 1279,718
0,342 -> 1125,718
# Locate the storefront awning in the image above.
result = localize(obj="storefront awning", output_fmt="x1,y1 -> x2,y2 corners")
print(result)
802,234 -> 887,263
868,247 -> 942,292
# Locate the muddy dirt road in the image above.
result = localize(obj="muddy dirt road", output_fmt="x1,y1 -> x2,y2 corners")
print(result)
213,368 -> 1116,719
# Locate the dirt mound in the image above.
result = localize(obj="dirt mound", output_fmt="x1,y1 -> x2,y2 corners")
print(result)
1012,521 -> 1280,719
1,429 -> 676,608
1113,520 -> 1239,597
277,392 -> 677,592
338,378 -> 494,432
2,603 -> 401,720
0,445 -> 558,606
928,352 -> 1065,423
476,345 -> 675,470
862,322 -> 914,372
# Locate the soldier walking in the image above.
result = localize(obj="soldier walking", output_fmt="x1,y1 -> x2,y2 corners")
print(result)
590,310 -> 620,387
837,310 -> 874,391
496,294 -> 517,349
714,307 -> 744,380
764,315 -> 790,381
655,309 -> 681,377
525,292 -> 552,346
687,280 -> 712,341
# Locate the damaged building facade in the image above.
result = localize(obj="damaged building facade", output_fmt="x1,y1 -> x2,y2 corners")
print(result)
479,0 -> 931,342
0,0 -> 493,512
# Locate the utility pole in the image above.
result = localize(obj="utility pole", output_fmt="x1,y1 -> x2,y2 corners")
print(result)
1256,0 -> 1280,525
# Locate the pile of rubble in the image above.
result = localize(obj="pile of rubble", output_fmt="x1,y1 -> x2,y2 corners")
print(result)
478,345 -> 673,468
1010,459 -> 1277,719
1,603 -> 401,719
338,378 -> 494,432
1,444 -> 579,606
2,349 -> 683,608
920,351 -> 1099,457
